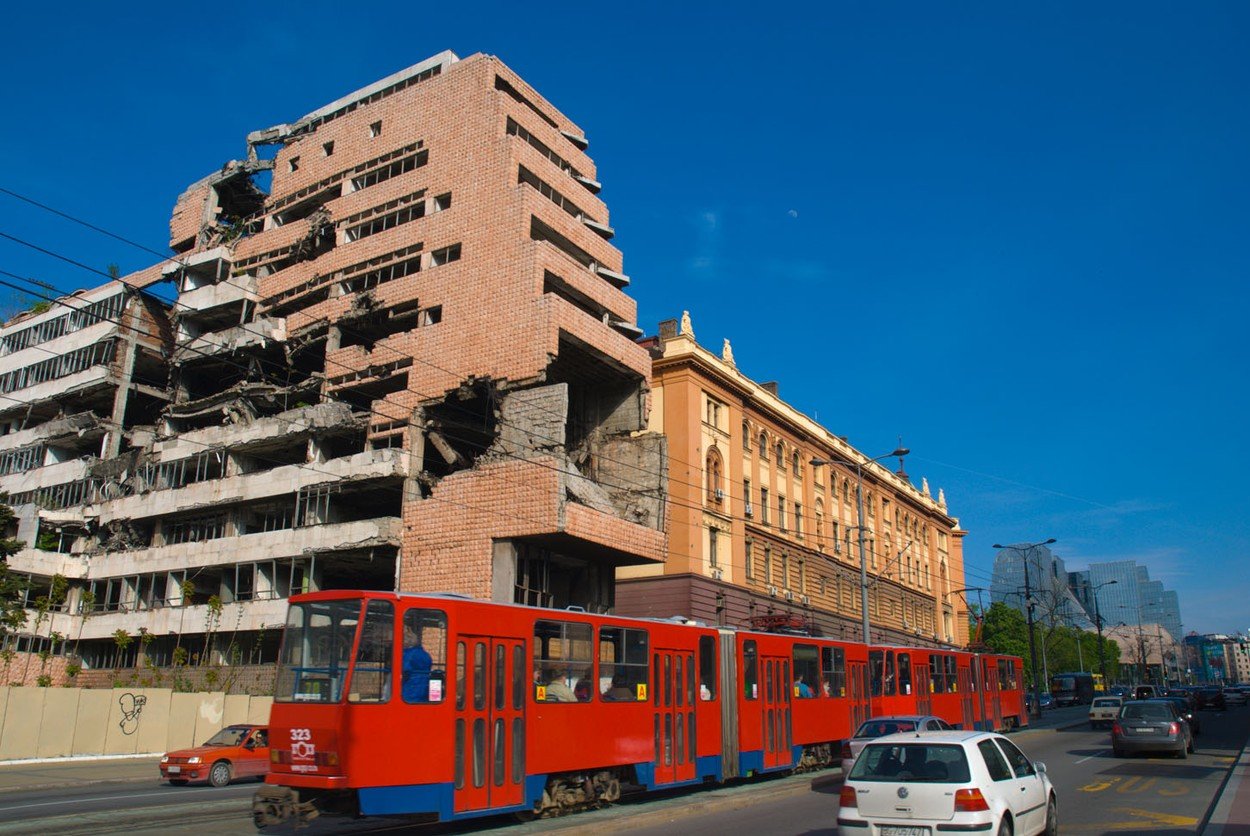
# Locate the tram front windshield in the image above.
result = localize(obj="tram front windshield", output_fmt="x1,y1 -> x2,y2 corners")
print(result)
275,599 -> 362,703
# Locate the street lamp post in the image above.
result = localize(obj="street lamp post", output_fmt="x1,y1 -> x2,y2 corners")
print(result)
993,539 -> 1056,719
1091,579 -> 1118,688
810,446 -> 909,645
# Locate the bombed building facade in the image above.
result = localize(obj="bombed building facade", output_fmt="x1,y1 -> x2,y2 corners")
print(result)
1,51 -> 666,671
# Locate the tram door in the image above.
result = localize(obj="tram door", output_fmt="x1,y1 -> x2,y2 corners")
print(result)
762,655 -> 793,769
849,661 -> 869,729
653,649 -> 697,785
454,636 -> 526,813
914,661 -> 933,715
982,658 -> 1002,731
959,665 -> 975,729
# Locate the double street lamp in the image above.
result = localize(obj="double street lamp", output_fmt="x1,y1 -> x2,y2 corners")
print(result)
993,538 -> 1056,719
1090,579 -> 1118,687
810,446 -> 909,645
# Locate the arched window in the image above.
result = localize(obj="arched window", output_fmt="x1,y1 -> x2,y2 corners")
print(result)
758,432 -> 768,458
741,420 -> 751,451
842,479 -> 851,504
814,499 -> 825,544
792,450 -> 801,474
775,442 -> 785,469
705,446 -> 724,503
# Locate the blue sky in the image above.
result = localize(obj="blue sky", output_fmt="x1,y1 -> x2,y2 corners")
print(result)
2,2 -> 1246,634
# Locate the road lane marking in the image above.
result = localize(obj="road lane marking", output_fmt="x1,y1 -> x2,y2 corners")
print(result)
1116,776 -> 1158,794
0,788 -> 250,813
1080,777 -> 1120,792
1075,751 -> 1108,764
1114,807 -> 1198,827
1158,783 -> 1189,797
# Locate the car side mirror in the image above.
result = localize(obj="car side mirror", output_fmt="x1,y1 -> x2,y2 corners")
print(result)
1034,761 -> 1047,775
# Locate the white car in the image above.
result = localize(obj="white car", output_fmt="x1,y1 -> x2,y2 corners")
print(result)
838,729 -> 1057,836
839,715 -> 955,775
1089,695 -> 1123,729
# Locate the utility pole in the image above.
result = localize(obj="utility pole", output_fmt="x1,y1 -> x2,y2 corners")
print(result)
994,539 -> 1055,720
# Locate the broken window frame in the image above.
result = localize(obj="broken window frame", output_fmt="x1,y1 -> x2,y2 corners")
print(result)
295,484 -> 339,527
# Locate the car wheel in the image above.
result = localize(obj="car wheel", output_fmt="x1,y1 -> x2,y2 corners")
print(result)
996,815 -> 1014,836
168,779 -> 189,786
208,760 -> 232,788
1043,796 -> 1058,836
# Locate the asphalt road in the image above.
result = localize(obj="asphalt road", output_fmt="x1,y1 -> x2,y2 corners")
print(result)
0,704 -> 1242,834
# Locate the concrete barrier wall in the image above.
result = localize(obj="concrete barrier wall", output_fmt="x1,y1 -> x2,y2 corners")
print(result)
0,686 -> 274,761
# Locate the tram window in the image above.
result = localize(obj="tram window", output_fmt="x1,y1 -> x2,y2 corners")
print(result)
474,642 -> 487,710
884,651 -> 896,696
698,635 -> 716,700
512,645 -> 524,710
792,644 -> 819,698
686,653 -> 695,705
744,641 -> 758,700
533,619 -> 593,703
898,653 -> 912,696
869,650 -> 884,697
945,656 -> 959,693
599,626 -> 649,702
494,644 -> 506,710
349,599 -> 393,703
930,654 -> 945,693
401,608 -> 447,704
821,646 -> 846,697
456,642 -> 467,710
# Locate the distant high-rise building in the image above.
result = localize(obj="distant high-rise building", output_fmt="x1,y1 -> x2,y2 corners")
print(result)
1068,560 -> 1183,644
990,544 -> 1093,630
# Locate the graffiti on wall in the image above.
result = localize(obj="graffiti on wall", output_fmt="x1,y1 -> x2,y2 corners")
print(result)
118,693 -> 147,735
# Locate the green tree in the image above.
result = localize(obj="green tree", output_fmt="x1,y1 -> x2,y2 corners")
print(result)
0,500 -> 30,643
980,603 -> 1029,662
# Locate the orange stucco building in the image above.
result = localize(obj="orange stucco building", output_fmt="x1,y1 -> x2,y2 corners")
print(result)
617,314 -> 970,649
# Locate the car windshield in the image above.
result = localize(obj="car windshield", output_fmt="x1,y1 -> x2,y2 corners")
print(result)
849,742 -> 971,783
203,727 -> 249,747
855,720 -> 918,738
274,598 -> 363,703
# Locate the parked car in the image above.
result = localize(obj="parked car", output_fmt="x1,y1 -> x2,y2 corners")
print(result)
160,724 -> 270,787
1112,700 -> 1193,758
839,715 -> 955,774
1224,687 -> 1248,706
1089,695 -> 1124,729
838,729 -> 1058,836
1161,696 -> 1201,735
1196,687 -> 1227,710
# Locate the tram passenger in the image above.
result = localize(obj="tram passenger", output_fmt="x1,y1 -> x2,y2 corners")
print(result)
542,667 -> 578,702
794,673 -> 814,698
604,673 -> 634,701
401,623 -> 433,702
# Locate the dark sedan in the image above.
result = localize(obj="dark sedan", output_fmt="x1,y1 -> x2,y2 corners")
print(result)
1196,687 -> 1226,710
1112,700 -> 1193,758
1161,696 -> 1201,735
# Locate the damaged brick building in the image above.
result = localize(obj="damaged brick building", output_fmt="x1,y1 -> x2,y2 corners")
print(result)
1,51 -> 666,671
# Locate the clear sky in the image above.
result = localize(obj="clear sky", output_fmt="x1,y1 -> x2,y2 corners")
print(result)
1,2 -> 1246,634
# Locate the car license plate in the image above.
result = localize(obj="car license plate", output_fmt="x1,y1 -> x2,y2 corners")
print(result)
1134,727 -> 1155,733
881,827 -> 929,836
167,766 -> 180,774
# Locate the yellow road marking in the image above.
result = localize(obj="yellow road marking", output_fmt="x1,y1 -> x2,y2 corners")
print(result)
1116,776 -> 1158,794
1080,776 -> 1119,793
1111,808 -> 1199,828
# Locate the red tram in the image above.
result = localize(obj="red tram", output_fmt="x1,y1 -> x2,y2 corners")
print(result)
253,591 -> 1027,828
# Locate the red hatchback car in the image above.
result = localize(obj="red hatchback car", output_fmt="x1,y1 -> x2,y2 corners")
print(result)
160,724 -> 270,787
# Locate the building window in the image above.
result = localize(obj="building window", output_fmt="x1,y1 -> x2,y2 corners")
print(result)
763,547 -> 772,585
709,527 -> 719,568
843,479 -> 851,504
795,503 -> 803,538
758,432 -> 769,459
430,243 -> 462,266
743,479 -> 752,517
370,120 -> 383,137
792,450 -> 801,474
742,420 -> 750,451
781,553 -> 790,589
706,446 -> 724,503
288,156 -> 300,173
760,488 -> 769,524
745,539 -> 754,581
323,141 -> 335,157
799,559 -> 806,594
778,496 -> 786,532
775,442 -> 785,470
705,395 -> 722,428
